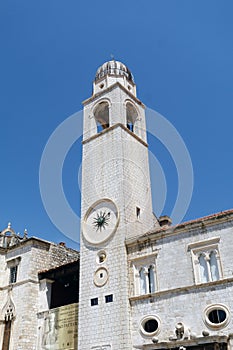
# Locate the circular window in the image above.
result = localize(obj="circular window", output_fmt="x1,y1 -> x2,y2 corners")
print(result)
140,315 -> 160,337
204,304 -> 230,329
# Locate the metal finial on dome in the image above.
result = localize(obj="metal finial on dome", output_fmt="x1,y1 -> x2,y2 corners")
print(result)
24,229 -> 28,238
8,222 -> 11,229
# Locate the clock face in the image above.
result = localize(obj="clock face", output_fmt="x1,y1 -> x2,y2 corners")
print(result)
83,199 -> 119,245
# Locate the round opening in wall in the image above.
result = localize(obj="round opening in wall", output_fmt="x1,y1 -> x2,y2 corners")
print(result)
144,319 -> 158,333
209,309 -> 226,324
204,304 -> 230,329
140,315 -> 160,337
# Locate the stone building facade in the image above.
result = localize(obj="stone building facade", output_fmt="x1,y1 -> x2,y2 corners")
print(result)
0,223 -> 79,350
78,60 -> 233,350
127,210 -> 233,349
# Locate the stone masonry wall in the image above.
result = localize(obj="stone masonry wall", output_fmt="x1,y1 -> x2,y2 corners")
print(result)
0,238 -> 79,350
127,219 -> 233,348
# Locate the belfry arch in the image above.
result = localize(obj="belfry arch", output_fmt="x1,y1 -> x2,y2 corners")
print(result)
126,101 -> 138,133
93,101 -> 110,132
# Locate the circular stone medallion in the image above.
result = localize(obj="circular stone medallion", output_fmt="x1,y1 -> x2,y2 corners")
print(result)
94,267 -> 109,287
83,199 -> 119,245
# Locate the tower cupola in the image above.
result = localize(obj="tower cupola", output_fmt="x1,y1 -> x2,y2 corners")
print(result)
95,60 -> 134,82
93,60 -> 137,96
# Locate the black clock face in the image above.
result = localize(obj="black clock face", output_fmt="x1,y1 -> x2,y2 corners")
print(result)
93,211 -> 111,231
83,199 -> 119,245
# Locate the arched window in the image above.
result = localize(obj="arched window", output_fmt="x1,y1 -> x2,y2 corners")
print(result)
188,239 -> 222,284
126,102 -> 137,133
139,268 -> 147,294
148,265 -> 156,293
199,254 -> 208,283
2,299 -> 15,350
210,251 -> 219,281
93,101 -> 110,133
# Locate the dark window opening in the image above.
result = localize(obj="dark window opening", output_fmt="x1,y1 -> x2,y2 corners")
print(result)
2,320 -> 12,350
39,261 -> 79,309
136,207 -> 140,219
105,294 -> 113,303
208,309 -> 226,324
144,319 -> 158,333
50,273 -> 78,309
91,298 -> 98,306
127,122 -> 134,132
9,266 -> 17,284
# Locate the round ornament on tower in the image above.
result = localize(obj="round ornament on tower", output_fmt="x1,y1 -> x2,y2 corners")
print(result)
83,199 -> 119,245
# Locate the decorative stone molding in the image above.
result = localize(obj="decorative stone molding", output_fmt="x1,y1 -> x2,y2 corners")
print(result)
1,294 -> 16,321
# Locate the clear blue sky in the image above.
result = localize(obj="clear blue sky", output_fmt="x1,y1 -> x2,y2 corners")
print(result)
1,0 -> 233,250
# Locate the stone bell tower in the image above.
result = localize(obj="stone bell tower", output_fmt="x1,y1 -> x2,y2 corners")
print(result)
78,60 -> 159,350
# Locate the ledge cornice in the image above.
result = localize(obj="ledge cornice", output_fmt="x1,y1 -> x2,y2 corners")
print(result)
82,81 -> 145,107
129,277 -> 233,303
82,123 -> 148,148
133,335 -> 229,350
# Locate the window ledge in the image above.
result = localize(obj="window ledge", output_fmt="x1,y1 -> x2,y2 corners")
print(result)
133,335 -> 229,350
129,277 -> 233,302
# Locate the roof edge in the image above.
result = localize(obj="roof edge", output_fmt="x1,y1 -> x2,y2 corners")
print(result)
126,208 -> 233,246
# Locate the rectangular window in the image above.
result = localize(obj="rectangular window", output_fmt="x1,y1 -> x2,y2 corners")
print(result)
9,266 -> 17,284
91,298 -> 98,306
136,207 -> 140,219
188,238 -> 222,284
105,294 -> 113,303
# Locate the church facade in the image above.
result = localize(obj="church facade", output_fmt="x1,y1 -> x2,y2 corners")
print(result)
78,60 -> 233,350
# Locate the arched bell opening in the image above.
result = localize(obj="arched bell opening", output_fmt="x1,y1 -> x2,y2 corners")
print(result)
126,102 -> 138,133
93,101 -> 110,133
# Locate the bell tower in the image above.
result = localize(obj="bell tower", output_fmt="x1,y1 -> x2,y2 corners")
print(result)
78,60 -> 159,350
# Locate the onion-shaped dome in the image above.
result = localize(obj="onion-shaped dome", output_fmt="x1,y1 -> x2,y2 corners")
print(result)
95,60 -> 134,83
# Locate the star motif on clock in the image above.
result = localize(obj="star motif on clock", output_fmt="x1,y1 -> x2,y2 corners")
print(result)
83,199 -> 119,245
93,211 -> 111,231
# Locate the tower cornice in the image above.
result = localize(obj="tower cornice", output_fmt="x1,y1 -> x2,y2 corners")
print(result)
82,122 -> 148,147
82,81 -> 145,108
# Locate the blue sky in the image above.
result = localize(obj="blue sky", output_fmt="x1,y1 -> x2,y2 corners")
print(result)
1,1 -> 233,250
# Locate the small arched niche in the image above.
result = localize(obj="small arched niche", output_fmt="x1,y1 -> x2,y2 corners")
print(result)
93,101 -> 110,133
126,102 -> 138,133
